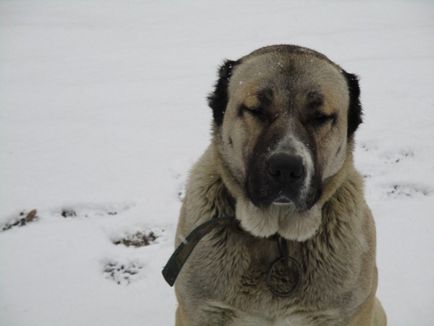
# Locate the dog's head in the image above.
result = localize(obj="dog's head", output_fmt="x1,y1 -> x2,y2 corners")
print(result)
209,45 -> 362,241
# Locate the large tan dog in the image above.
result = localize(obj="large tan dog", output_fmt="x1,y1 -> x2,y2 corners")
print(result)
170,45 -> 386,325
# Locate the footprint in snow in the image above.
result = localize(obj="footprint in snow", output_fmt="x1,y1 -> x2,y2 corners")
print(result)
381,149 -> 414,165
384,183 -> 432,199
1,209 -> 39,232
357,141 -> 414,165
112,229 -> 161,248
357,141 -> 379,152
103,260 -> 145,285
58,203 -> 132,219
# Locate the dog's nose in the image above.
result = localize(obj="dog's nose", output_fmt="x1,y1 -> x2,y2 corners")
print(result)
267,153 -> 305,184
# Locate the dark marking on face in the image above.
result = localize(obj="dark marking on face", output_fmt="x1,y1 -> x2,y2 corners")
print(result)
245,125 -> 285,207
244,119 -> 322,210
302,124 -> 323,209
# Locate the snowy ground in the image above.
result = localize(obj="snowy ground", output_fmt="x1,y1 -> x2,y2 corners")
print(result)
1,1 -> 433,325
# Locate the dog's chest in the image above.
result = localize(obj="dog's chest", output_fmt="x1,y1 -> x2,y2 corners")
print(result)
184,228 -> 353,321
230,313 -> 340,326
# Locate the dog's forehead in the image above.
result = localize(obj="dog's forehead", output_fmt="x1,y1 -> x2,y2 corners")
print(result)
229,52 -> 349,109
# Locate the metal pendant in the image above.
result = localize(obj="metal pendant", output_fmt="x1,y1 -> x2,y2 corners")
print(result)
266,236 -> 302,297
266,256 -> 302,297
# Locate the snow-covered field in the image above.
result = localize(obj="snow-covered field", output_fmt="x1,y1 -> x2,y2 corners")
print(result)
1,1 -> 433,325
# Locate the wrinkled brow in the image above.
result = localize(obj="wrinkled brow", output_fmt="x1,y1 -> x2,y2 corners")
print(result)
306,90 -> 324,109
243,88 -> 273,109
256,88 -> 273,105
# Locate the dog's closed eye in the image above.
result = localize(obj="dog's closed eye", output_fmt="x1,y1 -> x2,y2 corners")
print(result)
309,112 -> 337,126
240,104 -> 267,121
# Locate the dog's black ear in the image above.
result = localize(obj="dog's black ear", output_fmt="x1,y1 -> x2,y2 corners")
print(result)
207,59 -> 239,126
342,71 -> 363,137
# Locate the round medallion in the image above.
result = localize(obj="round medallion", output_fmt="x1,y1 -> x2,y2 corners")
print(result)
266,256 -> 302,297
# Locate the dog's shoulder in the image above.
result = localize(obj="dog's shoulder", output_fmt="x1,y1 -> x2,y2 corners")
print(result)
176,145 -> 235,246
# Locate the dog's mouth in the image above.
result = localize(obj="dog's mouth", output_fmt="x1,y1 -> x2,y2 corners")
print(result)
272,194 -> 293,206
249,183 -> 322,211
249,189 -> 308,210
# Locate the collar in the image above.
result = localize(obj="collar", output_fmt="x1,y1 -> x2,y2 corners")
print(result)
162,216 -> 238,286
162,216 -> 302,297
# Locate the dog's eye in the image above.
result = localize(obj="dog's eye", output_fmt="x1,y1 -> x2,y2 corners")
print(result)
241,105 -> 267,121
310,112 -> 336,126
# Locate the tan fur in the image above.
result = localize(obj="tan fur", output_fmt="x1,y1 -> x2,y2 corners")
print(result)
173,46 -> 386,325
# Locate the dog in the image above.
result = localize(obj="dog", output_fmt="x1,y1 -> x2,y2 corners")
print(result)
166,45 -> 386,325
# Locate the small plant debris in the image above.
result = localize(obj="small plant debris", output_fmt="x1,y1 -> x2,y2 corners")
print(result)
103,261 -> 144,285
61,209 -> 77,218
113,231 -> 158,247
2,209 -> 38,231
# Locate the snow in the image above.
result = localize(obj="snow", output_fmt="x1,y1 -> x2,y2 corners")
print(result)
1,0 -> 433,325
